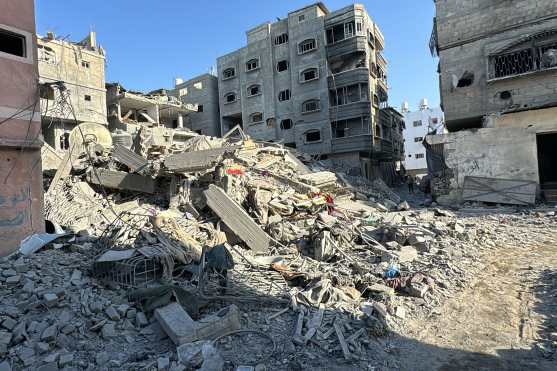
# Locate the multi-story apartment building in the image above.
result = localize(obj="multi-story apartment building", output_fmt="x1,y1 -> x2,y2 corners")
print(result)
37,31 -> 107,152
401,99 -> 444,175
217,2 -> 392,177
429,0 -> 557,203
0,0 -> 44,255
168,74 -> 221,137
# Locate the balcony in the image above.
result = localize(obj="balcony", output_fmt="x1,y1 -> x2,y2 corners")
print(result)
376,52 -> 387,69
374,25 -> 385,51
328,68 -> 369,88
326,36 -> 368,59
329,101 -> 371,121
331,134 -> 372,153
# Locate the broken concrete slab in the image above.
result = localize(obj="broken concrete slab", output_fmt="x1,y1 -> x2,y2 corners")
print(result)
204,185 -> 270,254
164,146 -> 240,172
86,169 -> 155,193
112,144 -> 148,173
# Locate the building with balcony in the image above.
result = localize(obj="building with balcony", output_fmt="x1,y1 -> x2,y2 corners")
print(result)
216,2 -> 397,178
429,0 -> 557,203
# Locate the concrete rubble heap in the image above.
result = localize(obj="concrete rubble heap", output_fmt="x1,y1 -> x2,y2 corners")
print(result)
1,130 -> 556,370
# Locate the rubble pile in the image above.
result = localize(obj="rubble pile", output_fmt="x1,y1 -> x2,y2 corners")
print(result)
1,130 -> 556,370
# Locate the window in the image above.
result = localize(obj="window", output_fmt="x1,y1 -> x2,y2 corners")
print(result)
38,45 -> 56,64
280,119 -> 293,130
39,85 -> 55,100
330,83 -> 368,106
81,60 -> 90,68
197,105 -> 204,112
275,33 -> 289,45
301,67 -> 319,82
278,89 -> 290,101
60,133 -> 70,150
179,88 -> 188,96
0,29 -> 26,57
345,22 -> 355,38
277,60 -> 288,72
305,130 -> 321,142
299,14 -> 306,22
247,84 -> 261,97
223,68 -> 236,79
250,112 -> 263,123
415,153 -> 425,159
302,99 -> 320,113
414,137 -> 423,142
84,95 -> 92,102
356,21 -> 363,33
413,120 -> 422,127
246,58 -> 259,71
194,82 -> 203,90
224,92 -> 237,103
298,39 -> 316,54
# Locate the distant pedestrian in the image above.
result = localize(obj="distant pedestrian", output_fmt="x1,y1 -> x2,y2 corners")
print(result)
408,175 -> 415,194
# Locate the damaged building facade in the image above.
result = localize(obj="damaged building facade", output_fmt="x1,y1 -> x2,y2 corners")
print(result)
38,31 -> 107,152
168,74 -> 221,137
217,3 -> 398,178
106,83 -> 198,155
0,0 -> 44,256
429,0 -> 557,204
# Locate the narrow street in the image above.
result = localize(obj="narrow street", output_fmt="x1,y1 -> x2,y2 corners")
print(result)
397,237 -> 557,371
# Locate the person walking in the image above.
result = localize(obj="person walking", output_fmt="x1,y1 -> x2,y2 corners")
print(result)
407,175 -> 415,194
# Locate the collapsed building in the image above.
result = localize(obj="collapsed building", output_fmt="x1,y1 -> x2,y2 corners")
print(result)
429,0 -> 557,204
217,3 -> 403,181
0,0 -> 44,256
106,83 -> 199,155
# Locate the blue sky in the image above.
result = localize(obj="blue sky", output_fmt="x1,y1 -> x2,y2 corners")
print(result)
35,0 -> 439,111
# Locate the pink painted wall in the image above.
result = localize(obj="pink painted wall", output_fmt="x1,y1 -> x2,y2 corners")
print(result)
0,0 -> 44,256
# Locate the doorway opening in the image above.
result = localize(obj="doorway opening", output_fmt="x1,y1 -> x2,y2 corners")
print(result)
537,133 -> 557,202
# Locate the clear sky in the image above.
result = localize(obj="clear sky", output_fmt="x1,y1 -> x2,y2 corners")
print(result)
35,0 -> 439,112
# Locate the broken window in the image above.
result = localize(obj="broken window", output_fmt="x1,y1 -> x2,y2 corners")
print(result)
299,14 -> 306,22
301,67 -> 318,82
84,95 -> 92,102
280,119 -> 293,130
330,83 -> 368,106
59,132 -> 70,150
38,45 -> 56,64
298,39 -> 316,54
81,60 -> 90,68
278,89 -> 290,101
414,137 -> 423,142
250,112 -> 263,123
275,33 -> 289,45
302,99 -> 320,113
246,58 -> 259,71
0,29 -> 26,57
247,84 -> 261,97
277,60 -> 288,72
223,68 -> 236,79
305,130 -> 321,142
39,85 -> 55,100
224,92 -> 236,103
413,120 -> 422,127
197,105 -> 204,112
456,71 -> 474,87
194,82 -> 203,90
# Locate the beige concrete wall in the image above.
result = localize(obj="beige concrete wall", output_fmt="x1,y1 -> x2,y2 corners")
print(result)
488,106 -> 557,133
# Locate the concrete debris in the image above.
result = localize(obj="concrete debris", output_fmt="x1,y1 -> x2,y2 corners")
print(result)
0,129 -> 551,370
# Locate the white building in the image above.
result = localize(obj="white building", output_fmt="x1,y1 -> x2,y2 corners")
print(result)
401,99 -> 445,175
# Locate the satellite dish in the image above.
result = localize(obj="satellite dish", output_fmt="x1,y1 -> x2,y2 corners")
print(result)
68,122 -> 112,159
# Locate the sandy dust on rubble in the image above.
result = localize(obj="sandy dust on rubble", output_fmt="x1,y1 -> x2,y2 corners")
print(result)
394,237 -> 557,371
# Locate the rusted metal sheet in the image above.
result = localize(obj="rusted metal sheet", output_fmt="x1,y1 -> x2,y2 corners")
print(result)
462,176 -> 537,205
